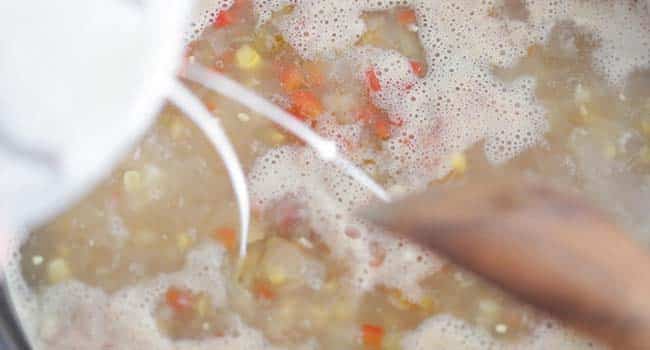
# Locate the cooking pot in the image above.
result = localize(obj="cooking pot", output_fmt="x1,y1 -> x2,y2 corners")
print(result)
2,0 -> 650,349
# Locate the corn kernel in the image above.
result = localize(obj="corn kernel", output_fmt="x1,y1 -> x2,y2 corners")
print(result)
47,258 -> 71,284
418,296 -> 436,312
176,233 -> 192,252
235,45 -> 262,70
479,299 -> 500,317
267,269 -> 287,285
270,131 -> 286,144
450,153 -> 467,174
641,119 -> 650,137
195,294 -> 209,317
32,255 -> 44,266
123,170 -> 142,193
237,112 -> 251,122
495,323 -> 508,334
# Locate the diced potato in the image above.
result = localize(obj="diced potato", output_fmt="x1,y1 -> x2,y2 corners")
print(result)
495,323 -> 508,334
260,237 -> 325,289
237,112 -> 251,122
47,258 -> 71,284
123,170 -> 142,193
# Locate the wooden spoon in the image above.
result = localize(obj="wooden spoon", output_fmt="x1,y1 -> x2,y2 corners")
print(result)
361,177 -> 650,349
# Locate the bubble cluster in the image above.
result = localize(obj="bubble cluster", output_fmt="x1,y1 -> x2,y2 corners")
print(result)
241,1 -> 649,347
184,0 -> 650,189
402,314 -> 601,350
569,1 -> 650,86
241,0 -> 648,343
5,244 -> 282,350
184,0 -> 235,42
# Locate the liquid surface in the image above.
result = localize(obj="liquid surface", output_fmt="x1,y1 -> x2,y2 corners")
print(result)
6,1 -> 650,349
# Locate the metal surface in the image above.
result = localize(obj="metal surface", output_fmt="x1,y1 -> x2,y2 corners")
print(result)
0,283 -> 29,350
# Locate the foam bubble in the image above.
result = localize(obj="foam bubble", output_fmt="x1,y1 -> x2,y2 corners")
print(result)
185,0 -> 235,42
5,243 -> 285,350
10,0 -> 649,348
243,0 -> 648,305
402,314 -> 602,350
249,146 -> 443,299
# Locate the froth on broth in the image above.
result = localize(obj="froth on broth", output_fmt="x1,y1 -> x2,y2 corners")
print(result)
7,1 -> 650,349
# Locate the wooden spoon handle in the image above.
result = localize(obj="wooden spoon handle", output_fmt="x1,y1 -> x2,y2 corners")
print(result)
363,178 -> 650,349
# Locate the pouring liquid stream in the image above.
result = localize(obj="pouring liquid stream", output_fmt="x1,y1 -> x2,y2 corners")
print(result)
173,63 -> 390,256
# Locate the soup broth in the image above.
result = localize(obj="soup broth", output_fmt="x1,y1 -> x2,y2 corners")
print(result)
6,0 -> 650,349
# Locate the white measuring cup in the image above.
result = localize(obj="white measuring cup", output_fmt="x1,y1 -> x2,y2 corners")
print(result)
0,0 -> 191,232
0,0 -> 388,259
